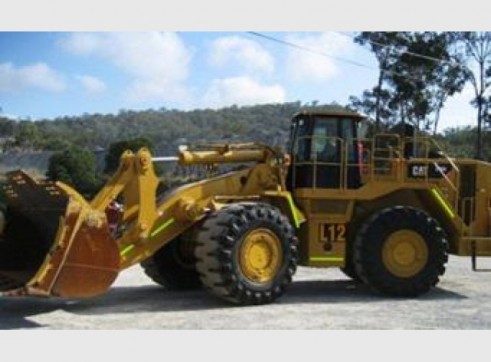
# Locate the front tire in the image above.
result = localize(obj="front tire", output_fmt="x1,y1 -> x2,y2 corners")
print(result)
141,236 -> 202,290
194,203 -> 298,305
353,206 -> 448,297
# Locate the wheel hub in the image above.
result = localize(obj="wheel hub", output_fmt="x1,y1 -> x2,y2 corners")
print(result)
239,228 -> 282,283
382,230 -> 428,278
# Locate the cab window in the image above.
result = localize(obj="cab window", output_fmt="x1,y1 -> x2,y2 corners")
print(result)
312,119 -> 339,162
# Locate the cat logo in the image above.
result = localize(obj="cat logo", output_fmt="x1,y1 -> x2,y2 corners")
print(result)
408,163 -> 451,179
411,165 -> 427,177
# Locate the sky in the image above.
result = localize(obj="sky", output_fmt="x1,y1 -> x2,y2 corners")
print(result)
0,31 -> 478,131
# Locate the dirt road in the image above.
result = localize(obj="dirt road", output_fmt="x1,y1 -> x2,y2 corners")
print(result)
1,255 -> 491,329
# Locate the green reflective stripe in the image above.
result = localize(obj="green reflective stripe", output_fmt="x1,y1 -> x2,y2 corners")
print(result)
431,188 -> 455,219
120,244 -> 135,257
285,193 -> 304,228
150,217 -> 176,238
310,256 -> 344,262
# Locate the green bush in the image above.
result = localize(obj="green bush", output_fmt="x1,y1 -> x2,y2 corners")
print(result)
46,146 -> 100,196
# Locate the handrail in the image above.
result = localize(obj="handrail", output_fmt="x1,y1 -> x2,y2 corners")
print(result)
293,135 -> 345,189
432,161 -> 458,193
292,132 -> 461,219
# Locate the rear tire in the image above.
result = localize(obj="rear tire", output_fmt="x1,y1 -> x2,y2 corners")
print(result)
340,227 -> 361,282
194,203 -> 298,305
141,236 -> 202,290
354,206 -> 448,297
340,263 -> 361,282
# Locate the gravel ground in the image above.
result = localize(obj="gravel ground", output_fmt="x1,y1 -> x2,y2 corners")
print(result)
1,255 -> 491,329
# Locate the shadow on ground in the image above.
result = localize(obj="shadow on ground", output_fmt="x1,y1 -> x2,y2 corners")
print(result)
0,279 -> 466,329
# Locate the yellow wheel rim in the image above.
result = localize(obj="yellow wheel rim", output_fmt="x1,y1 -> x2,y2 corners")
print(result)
239,228 -> 282,283
382,230 -> 428,278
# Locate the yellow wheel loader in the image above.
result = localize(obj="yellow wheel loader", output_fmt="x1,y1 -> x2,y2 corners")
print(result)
1,110 -> 491,305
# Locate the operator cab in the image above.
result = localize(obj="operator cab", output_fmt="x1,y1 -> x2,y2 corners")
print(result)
287,110 -> 365,190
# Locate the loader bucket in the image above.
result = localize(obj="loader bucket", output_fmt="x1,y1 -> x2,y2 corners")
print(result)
0,171 -> 120,298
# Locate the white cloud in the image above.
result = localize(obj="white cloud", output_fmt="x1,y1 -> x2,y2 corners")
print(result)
209,36 -> 275,74
76,75 -> 107,94
285,32 -> 355,82
61,32 -> 192,103
0,62 -> 65,93
61,33 -> 100,55
202,76 -> 285,108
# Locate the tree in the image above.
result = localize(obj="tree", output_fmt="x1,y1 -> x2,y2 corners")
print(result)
15,121 -> 40,150
46,146 -> 99,196
104,137 -> 154,174
354,32 -> 408,131
486,94 -> 491,130
348,87 -> 394,128
388,32 -> 467,132
40,136 -> 74,151
452,32 -> 491,159
430,46 -> 469,135
0,117 -> 15,137
352,32 -> 467,134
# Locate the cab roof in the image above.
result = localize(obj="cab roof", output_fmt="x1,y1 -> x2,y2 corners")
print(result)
293,109 -> 365,121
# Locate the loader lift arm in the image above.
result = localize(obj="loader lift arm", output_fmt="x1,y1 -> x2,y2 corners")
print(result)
0,144 -> 304,298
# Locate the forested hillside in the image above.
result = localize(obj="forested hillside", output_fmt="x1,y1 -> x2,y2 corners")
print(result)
0,101 -> 490,175
0,101 -> 341,158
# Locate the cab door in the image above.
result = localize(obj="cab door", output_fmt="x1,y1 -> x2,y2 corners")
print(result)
288,115 -> 360,190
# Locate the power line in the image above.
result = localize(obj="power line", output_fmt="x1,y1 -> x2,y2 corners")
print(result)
336,31 -> 462,67
247,31 -> 373,70
247,31 -> 427,84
